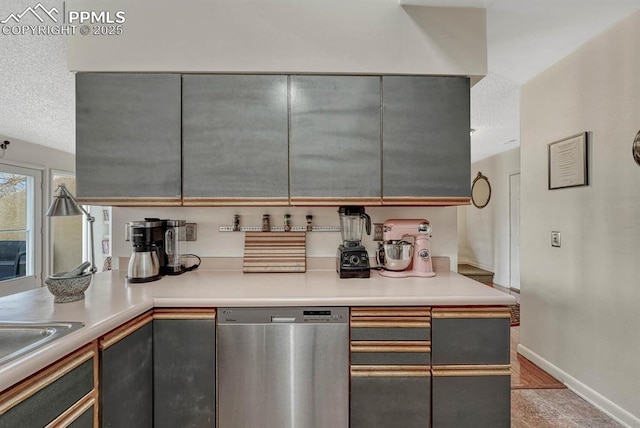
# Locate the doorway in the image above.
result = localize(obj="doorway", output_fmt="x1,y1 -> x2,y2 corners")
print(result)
0,164 -> 42,296
509,173 -> 521,291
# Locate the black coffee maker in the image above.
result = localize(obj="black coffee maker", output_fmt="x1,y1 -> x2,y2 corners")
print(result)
126,220 -> 165,283
336,206 -> 371,278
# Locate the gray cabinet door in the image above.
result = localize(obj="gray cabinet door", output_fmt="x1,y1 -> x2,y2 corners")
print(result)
76,73 -> 182,203
432,372 -> 510,428
351,375 -> 430,428
431,313 -> 510,365
100,321 -> 153,428
0,359 -> 93,428
153,318 -> 216,428
290,76 -> 381,203
182,75 -> 288,204
382,76 -> 470,200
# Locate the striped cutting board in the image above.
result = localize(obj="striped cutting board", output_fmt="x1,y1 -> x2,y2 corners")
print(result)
243,232 -> 306,273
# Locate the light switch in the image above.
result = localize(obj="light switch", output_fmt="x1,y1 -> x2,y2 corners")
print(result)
551,231 -> 561,247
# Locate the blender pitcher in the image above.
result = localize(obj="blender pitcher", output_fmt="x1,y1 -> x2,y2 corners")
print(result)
338,206 -> 371,246
164,220 -> 186,275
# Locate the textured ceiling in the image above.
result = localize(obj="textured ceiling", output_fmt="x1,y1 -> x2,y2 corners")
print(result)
0,0 -> 75,154
1,0 -> 640,160
404,0 -> 640,161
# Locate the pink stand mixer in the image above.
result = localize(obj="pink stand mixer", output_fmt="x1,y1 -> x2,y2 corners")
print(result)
377,219 -> 436,278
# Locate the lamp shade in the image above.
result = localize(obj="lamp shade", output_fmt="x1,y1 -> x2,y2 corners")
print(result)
46,194 -> 83,217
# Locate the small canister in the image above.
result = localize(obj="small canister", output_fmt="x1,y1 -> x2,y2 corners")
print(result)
284,214 -> 291,232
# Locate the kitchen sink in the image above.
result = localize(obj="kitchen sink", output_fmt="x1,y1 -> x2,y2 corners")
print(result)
0,321 -> 84,367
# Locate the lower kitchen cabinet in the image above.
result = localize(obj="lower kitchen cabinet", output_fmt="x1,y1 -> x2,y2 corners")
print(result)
0,343 -> 98,428
432,366 -> 511,428
99,312 -> 153,428
350,366 -> 430,428
153,309 -> 216,428
431,307 -> 510,365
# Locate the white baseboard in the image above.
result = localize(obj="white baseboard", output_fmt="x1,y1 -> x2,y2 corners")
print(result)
517,344 -> 640,428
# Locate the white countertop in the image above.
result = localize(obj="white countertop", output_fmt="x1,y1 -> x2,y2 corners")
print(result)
0,269 -> 515,392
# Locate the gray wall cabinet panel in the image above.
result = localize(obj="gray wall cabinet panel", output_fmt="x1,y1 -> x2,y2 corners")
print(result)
0,360 -> 93,428
76,73 -> 182,199
290,76 -> 381,198
432,375 -> 510,428
351,327 -> 430,341
100,322 -> 153,428
182,75 -> 288,198
351,376 -> 430,428
382,76 -> 470,197
351,352 -> 430,365
153,319 -> 216,428
432,318 -> 510,365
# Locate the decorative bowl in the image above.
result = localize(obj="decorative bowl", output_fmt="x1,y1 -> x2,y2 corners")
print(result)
45,273 -> 92,303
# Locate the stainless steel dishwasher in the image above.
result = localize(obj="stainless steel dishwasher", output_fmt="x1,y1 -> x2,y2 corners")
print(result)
217,307 -> 349,428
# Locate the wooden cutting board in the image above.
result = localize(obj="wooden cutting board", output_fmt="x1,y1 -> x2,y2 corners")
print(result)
243,232 -> 306,273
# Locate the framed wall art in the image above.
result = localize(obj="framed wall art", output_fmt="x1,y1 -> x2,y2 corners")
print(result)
548,132 -> 588,190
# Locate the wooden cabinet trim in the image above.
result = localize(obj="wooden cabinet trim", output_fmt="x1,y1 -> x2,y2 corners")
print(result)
76,197 -> 181,207
351,307 -> 431,318
290,197 -> 383,206
351,318 -> 431,329
351,365 -> 431,378
99,311 -> 153,350
183,198 -> 289,207
432,365 -> 511,377
351,341 -> 431,353
382,197 -> 470,206
0,342 -> 96,415
44,390 -> 97,428
432,307 -> 510,319
153,308 -> 217,320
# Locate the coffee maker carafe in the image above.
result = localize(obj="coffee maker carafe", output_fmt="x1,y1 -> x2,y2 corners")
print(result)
126,220 -> 163,283
336,206 -> 371,278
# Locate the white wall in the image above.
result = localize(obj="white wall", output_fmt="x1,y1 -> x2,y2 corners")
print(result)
458,147 -> 519,286
520,11 -> 640,426
67,0 -> 486,77
112,206 -> 458,269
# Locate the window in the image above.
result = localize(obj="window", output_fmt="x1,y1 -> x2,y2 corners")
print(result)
0,164 -> 42,296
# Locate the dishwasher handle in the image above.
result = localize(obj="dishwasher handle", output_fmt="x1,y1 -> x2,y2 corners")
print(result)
271,316 -> 297,323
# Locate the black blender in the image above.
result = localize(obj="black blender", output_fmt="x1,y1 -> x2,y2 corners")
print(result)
336,206 -> 372,278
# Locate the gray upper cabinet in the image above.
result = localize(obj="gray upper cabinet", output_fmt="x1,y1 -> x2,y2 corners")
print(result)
382,76 -> 470,203
290,76 -> 381,204
182,75 -> 289,205
76,73 -> 182,204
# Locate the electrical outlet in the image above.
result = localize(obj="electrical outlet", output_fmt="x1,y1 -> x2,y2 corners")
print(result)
551,231 -> 561,248
373,223 -> 383,241
185,223 -> 197,241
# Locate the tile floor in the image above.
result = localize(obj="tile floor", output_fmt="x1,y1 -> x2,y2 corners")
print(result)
512,389 -> 623,427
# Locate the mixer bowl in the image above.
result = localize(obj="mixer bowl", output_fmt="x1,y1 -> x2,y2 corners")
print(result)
382,241 -> 413,271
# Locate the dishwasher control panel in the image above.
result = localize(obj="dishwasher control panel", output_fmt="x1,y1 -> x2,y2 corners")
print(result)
218,307 -> 348,324
303,310 -> 342,322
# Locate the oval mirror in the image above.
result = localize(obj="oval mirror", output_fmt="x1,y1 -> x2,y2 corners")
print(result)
471,172 -> 491,208
633,130 -> 640,166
